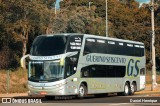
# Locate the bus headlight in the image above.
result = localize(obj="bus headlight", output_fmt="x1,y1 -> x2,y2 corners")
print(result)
55,81 -> 68,88
60,58 -> 64,65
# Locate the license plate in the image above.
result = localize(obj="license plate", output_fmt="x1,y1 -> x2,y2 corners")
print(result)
40,92 -> 47,95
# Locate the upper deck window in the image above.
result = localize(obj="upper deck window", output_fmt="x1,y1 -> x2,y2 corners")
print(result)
30,36 -> 67,56
83,37 -> 144,57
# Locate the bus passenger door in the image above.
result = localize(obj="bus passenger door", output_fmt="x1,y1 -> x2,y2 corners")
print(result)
140,68 -> 145,90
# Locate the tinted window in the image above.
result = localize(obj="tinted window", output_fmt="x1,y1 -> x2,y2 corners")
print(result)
65,62 -> 76,78
30,36 -> 67,56
140,68 -> 145,75
81,65 -> 126,78
107,41 -> 117,54
84,38 -> 96,54
83,38 -> 145,57
64,54 -> 78,78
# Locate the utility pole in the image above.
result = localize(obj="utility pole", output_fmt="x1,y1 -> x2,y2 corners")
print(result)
88,2 -> 93,22
151,0 -> 157,91
89,2 -> 93,9
55,3 -> 57,15
106,0 -> 108,37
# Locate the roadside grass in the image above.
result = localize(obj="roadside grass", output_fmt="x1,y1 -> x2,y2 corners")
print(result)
0,68 -> 28,94
0,68 -> 160,94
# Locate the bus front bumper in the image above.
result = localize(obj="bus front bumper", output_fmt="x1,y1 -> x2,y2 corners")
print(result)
28,85 -> 67,96
28,85 -> 78,96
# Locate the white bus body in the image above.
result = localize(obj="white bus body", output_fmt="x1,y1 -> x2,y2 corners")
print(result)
24,33 -> 145,98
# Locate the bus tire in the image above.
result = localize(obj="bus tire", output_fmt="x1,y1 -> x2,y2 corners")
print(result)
123,82 -> 130,96
78,83 -> 87,98
130,82 -> 136,95
118,82 -> 130,96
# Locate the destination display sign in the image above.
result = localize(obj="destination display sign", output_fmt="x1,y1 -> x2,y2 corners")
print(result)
70,37 -> 82,50
67,35 -> 83,52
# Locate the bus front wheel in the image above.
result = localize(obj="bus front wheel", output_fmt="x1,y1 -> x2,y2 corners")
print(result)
78,83 -> 87,98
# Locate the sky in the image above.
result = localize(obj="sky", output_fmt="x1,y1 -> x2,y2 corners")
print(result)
135,0 -> 150,3
56,0 -> 61,9
55,0 -> 151,9
135,0 -> 150,7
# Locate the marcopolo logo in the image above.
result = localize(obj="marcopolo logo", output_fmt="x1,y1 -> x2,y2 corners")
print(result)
127,59 -> 140,77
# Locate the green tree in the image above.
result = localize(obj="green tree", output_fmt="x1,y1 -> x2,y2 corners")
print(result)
0,0 -> 55,69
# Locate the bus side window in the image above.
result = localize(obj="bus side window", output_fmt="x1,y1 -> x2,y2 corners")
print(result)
66,63 -> 76,77
84,70 -> 89,77
83,41 -> 91,55
140,68 -> 145,75
81,68 -> 90,77
83,38 -> 96,55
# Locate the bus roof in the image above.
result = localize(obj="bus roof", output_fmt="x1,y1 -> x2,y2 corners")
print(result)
83,34 -> 144,45
39,33 -> 144,45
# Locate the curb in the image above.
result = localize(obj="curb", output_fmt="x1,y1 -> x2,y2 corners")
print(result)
136,84 -> 160,95
135,91 -> 160,94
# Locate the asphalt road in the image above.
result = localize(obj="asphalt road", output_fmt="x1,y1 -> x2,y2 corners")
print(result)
42,94 -> 160,103
1,84 -> 159,106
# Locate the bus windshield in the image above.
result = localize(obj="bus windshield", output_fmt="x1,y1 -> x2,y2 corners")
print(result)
30,36 -> 67,56
28,61 -> 64,82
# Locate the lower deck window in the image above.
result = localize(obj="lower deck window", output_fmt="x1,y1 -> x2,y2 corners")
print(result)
81,65 -> 126,78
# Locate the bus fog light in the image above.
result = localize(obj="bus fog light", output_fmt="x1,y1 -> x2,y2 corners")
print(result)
73,78 -> 77,82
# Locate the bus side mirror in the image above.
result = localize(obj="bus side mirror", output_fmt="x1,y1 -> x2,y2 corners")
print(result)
20,54 -> 30,69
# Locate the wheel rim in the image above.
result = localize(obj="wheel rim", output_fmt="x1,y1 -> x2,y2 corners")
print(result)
79,86 -> 85,97
125,84 -> 129,94
131,84 -> 134,93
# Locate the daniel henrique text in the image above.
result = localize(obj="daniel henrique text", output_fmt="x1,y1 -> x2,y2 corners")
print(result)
130,98 -> 158,103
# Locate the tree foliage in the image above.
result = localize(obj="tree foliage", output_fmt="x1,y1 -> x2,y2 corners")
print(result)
0,0 -> 55,69
1,0 -> 160,69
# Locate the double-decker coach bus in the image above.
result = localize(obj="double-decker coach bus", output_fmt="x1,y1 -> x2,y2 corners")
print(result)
21,33 -> 145,99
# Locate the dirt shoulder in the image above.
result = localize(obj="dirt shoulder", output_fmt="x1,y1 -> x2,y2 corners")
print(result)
0,93 -> 28,97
